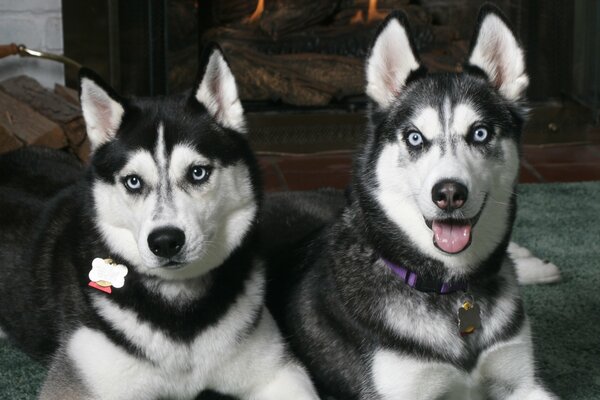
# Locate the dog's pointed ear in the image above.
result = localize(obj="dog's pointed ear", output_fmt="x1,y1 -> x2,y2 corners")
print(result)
366,11 -> 422,109
467,5 -> 529,101
79,68 -> 126,151
193,45 -> 246,133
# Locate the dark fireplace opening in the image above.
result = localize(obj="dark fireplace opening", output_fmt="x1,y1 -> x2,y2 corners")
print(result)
62,0 -> 598,152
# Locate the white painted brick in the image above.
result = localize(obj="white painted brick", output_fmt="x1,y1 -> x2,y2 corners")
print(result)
44,16 -> 63,51
0,58 -> 64,88
0,16 -> 45,48
0,0 -> 65,87
0,0 -> 61,13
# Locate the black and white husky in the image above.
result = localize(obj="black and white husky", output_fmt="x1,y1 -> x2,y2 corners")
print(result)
264,6 -> 558,400
0,47 -> 318,400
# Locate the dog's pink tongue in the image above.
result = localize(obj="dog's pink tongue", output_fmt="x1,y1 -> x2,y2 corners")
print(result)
432,220 -> 472,254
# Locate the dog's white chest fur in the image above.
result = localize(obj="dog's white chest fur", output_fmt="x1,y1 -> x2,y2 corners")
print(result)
66,268 -> 304,400
369,257 -> 560,400
371,323 -> 545,400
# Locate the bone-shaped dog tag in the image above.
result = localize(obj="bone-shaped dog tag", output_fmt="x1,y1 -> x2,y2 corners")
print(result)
458,300 -> 481,336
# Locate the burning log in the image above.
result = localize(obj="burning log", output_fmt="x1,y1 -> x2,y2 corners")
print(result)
256,0 -> 340,38
204,24 -> 377,57
201,0 -> 470,107
212,0 -> 258,25
222,45 -> 364,106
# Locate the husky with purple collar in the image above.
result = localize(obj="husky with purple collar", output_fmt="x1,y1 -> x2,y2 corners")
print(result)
263,6 -> 558,400
0,46 -> 318,400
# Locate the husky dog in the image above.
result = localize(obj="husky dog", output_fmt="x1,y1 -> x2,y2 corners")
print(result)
0,47 -> 318,400
264,6 -> 558,400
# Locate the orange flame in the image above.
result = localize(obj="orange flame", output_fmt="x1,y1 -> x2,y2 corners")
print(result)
248,0 -> 264,23
350,10 -> 365,24
350,0 -> 387,24
367,0 -> 387,23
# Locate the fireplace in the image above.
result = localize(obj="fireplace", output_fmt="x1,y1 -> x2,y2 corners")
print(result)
62,0 -> 597,151
201,0 -> 486,108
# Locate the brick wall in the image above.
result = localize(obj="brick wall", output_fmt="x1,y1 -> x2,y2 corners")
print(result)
0,0 -> 64,88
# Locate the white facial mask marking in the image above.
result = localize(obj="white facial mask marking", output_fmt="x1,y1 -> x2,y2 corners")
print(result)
94,137 -> 256,280
374,102 -> 519,273
412,107 -> 442,139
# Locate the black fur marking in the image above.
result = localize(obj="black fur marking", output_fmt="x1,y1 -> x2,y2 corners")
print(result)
96,232 -> 260,343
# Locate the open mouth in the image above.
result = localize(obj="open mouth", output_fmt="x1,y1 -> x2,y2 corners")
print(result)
425,195 -> 487,254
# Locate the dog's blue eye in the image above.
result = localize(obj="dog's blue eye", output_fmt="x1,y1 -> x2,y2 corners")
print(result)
188,166 -> 211,184
407,131 -> 424,147
124,175 -> 143,192
472,127 -> 489,143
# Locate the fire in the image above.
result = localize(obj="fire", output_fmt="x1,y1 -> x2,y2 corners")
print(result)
350,10 -> 365,24
367,0 -> 387,23
350,0 -> 387,24
247,0 -> 264,23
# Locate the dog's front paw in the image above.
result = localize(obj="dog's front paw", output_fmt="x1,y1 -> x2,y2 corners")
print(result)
250,363 -> 319,400
507,386 -> 559,400
508,242 -> 561,285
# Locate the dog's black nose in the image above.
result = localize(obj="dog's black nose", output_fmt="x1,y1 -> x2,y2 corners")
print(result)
432,180 -> 468,211
148,227 -> 185,259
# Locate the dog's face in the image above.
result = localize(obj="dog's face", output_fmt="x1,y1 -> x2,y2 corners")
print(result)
357,8 -> 528,273
80,48 -> 259,280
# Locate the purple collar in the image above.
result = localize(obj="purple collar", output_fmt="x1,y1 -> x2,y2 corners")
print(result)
382,258 -> 468,294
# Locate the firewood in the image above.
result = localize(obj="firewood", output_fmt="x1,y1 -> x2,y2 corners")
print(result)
75,137 -> 91,164
1,76 -> 86,154
1,76 -> 81,125
0,90 -> 66,148
204,25 -> 377,57
54,84 -> 80,106
213,0 -> 257,25
0,123 -> 22,154
257,0 -> 340,38
223,45 -> 364,106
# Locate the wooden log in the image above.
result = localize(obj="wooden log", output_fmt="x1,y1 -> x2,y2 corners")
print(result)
54,84 -> 80,106
1,76 -> 81,125
75,137 -> 91,164
204,25 -> 377,57
420,40 -> 469,73
223,45 -> 364,106
0,123 -> 23,154
339,0 -> 411,9
258,0 -> 340,38
1,76 -> 86,154
0,90 -> 66,148
206,3 -> 435,56
333,3 -> 429,25
212,0 -> 257,25
54,84 -> 89,162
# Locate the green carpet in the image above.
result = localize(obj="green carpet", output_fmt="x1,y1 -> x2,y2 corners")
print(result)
512,181 -> 600,398
1,181 -> 599,399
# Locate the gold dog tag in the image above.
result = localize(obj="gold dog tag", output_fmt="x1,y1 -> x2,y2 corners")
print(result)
458,300 -> 481,336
